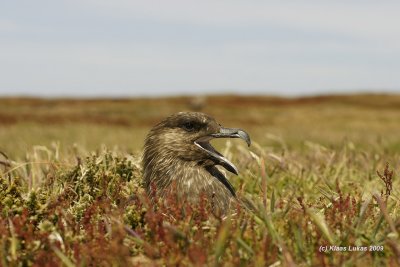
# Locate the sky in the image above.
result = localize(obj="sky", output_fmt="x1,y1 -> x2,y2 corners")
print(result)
1,0 -> 400,97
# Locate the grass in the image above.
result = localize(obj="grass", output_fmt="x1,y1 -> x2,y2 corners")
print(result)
0,94 -> 399,266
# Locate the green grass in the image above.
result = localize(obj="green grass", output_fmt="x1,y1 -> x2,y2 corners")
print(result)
0,94 -> 399,266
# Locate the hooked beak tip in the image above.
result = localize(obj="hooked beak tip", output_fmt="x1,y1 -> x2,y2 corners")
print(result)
213,127 -> 251,147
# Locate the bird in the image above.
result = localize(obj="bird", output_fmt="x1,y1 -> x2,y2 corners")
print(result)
142,112 -> 251,216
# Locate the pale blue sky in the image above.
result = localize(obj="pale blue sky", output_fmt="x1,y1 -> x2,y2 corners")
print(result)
1,1 -> 400,97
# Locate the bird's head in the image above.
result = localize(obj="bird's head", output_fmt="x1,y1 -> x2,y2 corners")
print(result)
143,112 -> 251,175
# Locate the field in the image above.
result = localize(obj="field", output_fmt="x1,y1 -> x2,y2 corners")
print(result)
0,94 -> 399,266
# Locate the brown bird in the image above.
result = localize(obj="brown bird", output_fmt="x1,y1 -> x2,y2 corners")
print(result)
142,112 -> 251,215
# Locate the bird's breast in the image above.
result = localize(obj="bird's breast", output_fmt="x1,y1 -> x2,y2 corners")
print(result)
172,165 -> 235,213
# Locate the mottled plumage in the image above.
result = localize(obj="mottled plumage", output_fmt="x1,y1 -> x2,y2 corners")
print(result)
142,112 -> 250,215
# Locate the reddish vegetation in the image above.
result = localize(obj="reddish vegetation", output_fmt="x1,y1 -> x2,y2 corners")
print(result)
1,94 -> 400,126
0,113 -> 131,126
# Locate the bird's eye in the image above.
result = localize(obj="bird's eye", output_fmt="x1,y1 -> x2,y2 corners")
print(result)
182,122 -> 196,132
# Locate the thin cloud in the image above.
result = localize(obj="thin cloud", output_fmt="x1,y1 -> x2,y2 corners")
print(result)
82,1 -> 400,39
0,19 -> 19,32
0,1 -> 399,96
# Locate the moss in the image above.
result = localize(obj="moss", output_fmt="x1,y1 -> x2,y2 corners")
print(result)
124,205 -> 146,230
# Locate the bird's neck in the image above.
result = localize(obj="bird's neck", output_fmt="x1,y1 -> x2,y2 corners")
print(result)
143,153 -> 208,192
142,150 -> 235,215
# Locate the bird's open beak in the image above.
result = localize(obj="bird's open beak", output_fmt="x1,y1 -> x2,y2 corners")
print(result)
195,127 -> 251,175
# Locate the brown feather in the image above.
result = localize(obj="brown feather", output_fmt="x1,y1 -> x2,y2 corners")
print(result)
142,112 -> 250,216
